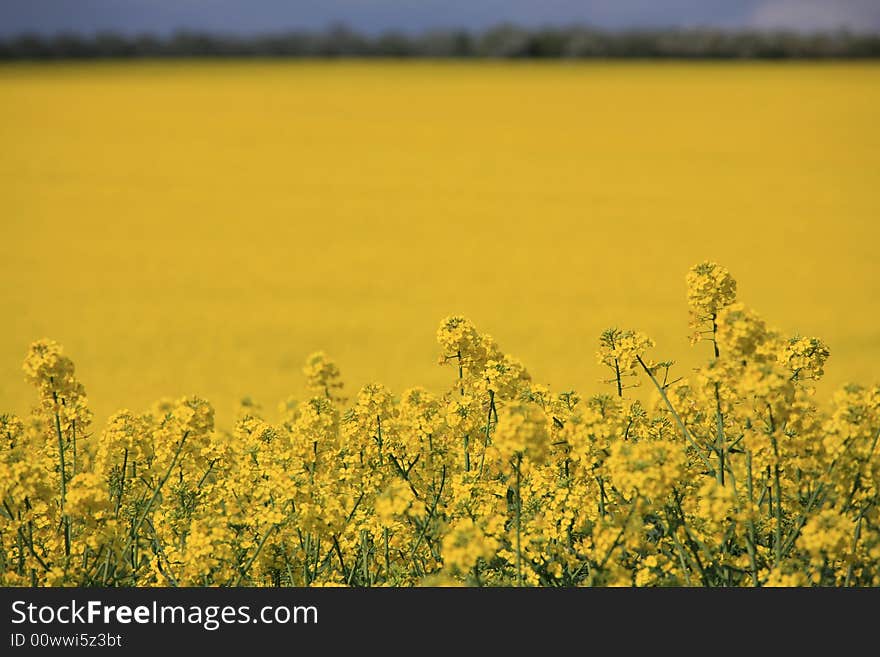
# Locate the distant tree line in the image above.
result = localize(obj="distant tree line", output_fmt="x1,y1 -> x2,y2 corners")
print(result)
2,24 -> 879,60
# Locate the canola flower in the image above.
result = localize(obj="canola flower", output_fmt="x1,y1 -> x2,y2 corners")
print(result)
1,262 -> 877,587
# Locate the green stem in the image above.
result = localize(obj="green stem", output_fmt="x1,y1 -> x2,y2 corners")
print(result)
410,466 -> 446,565
108,431 -> 188,584
636,356 -> 715,477
51,391 -> 70,558
598,502 -> 639,571
478,390 -> 495,477
671,493 -> 710,587
376,415 -> 383,466
514,454 -> 523,587
844,510 -> 865,587
745,450 -> 759,586
361,530 -> 371,587
384,528 -> 391,582
144,517 -> 179,587
302,532 -> 311,585
71,420 -> 77,478
745,521 -> 760,587
115,448 -> 128,518
332,535 -> 348,581
15,525 -> 50,572
711,313 -> 720,359
234,524 -> 278,586
773,461 -> 783,568
714,382 -> 725,485
781,435 -> 860,558
670,533 -> 693,586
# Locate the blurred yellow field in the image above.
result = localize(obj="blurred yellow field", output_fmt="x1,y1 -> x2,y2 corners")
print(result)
1,61 -> 878,426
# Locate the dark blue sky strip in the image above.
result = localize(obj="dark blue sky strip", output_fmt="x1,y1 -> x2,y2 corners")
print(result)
1,1 -> 879,36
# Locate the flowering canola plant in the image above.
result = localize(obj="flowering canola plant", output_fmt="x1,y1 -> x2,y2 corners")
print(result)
1,263 -> 877,587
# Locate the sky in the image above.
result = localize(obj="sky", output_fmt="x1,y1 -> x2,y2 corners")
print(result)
1,0 -> 879,36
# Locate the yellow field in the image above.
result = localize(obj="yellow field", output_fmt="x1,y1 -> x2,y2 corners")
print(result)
1,61 -> 878,426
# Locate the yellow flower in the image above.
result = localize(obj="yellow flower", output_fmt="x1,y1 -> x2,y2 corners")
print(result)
3,261 -> 878,587
302,351 -> 344,401
66,472 -> 111,517
492,402 -> 550,465
798,509 -> 854,565
375,479 -> 424,525
441,517 -> 500,575
606,439 -> 685,501
686,261 -> 737,319
480,356 -> 531,400
779,335 -> 830,381
716,303 -> 775,361
597,328 -> 655,372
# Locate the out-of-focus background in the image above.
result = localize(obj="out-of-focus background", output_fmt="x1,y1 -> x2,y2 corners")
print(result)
1,1 -> 878,427
2,0 -> 880,36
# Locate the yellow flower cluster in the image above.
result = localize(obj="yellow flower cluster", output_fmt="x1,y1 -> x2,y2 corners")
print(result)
687,261 -> 738,355
2,263 -> 878,587
779,336 -> 831,381
597,328 -> 656,395
687,261 -> 737,319
303,351 -> 345,402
